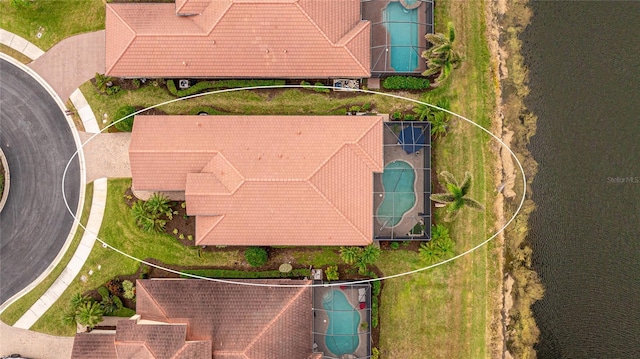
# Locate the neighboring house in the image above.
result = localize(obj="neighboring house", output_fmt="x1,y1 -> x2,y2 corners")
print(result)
71,279 -> 314,359
105,0 -> 370,78
129,115 -> 384,246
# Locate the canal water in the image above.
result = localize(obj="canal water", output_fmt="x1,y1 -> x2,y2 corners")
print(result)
522,2 -> 640,358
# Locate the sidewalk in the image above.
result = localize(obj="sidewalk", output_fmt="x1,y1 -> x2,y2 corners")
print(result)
13,179 -> 107,330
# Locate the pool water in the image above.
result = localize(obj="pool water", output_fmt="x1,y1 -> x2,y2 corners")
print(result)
384,2 -> 420,72
377,160 -> 416,227
322,290 -> 360,357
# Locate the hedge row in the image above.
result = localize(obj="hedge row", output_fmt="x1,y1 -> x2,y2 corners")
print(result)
382,76 -> 431,90
167,79 -> 286,97
180,268 -> 311,279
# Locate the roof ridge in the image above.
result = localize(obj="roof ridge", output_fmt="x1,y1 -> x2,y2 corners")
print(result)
106,5 -> 137,75
137,281 -> 170,322
293,1 -> 335,46
355,118 -> 383,171
242,286 -> 308,355
196,215 -> 225,242
337,21 -> 371,76
307,145 -> 369,241
205,1 -> 234,36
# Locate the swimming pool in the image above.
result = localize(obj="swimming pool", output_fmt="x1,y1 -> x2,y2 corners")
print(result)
377,160 -> 416,227
322,290 -> 360,357
384,2 -> 420,72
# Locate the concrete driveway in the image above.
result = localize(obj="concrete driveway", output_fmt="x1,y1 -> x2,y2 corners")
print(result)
0,59 -> 81,304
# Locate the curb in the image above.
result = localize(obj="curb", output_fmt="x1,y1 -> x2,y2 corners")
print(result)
13,178 -> 107,330
0,53 -> 87,312
0,28 -> 45,60
0,146 -> 9,212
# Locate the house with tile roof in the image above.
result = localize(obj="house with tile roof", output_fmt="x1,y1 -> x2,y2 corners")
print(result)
129,115 -> 384,247
71,279 -> 314,359
105,0 -> 370,78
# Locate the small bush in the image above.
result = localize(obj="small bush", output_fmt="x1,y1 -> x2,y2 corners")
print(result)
114,105 -> 136,132
132,79 -> 141,88
313,82 -> 330,93
362,102 -> 372,111
122,280 -> 136,300
187,235 -> 193,241
371,347 -> 380,359
105,85 -> 120,95
382,76 -> 430,90
371,296 -> 379,328
349,105 -> 361,113
404,114 -> 416,121
97,286 -> 110,300
325,265 -> 339,281
245,247 -> 268,267
105,278 -> 122,295
392,111 -> 403,120
372,280 -> 381,297
390,241 -> 400,250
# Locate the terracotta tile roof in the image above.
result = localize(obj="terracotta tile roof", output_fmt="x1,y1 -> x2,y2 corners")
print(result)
136,279 -> 313,359
129,115 -> 383,246
71,333 -> 117,359
105,0 -> 370,78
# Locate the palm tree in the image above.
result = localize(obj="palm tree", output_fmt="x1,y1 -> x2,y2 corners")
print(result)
422,22 -> 462,84
430,171 -> 484,221
146,193 -> 171,216
433,236 -> 455,259
419,242 -> 439,265
131,194 -> 169,233
413,98 -> 451,137
357,244 -> 381,275
340,246 -> 361,265
75,301 -> 104,329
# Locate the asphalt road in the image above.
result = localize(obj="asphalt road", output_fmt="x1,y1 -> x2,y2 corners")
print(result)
0,59 -> 80,304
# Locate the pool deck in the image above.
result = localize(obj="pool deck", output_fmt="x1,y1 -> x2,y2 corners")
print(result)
313,286 -> 370,359
362,0 -> 431,75
373,124 -> 426,239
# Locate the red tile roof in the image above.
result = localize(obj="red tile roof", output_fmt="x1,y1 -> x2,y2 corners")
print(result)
129,115 -> 383,246
136,279 -> 313,359
72,279 -> 314,359
106,0 -> 370,78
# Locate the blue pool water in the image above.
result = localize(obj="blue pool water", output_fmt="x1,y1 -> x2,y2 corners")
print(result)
384,2 -> 420,72
322,290 -> 360,357
377,160 -> 416,227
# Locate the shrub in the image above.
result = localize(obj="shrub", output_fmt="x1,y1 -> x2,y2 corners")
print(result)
371,296 -> 379,328
325,265 -> 339,281
167,79 -> 286,97
181,268 -> 311,279
75,301 -> 104,329
97,286 -> 110,300
390,241 -> 400,250
362,102 -> 372,111
404,114 -> 416,121
132,79 -> 141,88
314,82 -> 330,93
131,193 -> 171,233
187,235 -> 193,241
105,278 -> 122,295
113,105 -> 136,132
392,111 -> 403,120
94,73 -> 112,93
245,247 -> 268,267
105,85 -> 120,95
371,347 -> 380,359
122,280 -> 136,300
372,280 -> 381,297
382,76 -> 430,90
349,105 -> 361,113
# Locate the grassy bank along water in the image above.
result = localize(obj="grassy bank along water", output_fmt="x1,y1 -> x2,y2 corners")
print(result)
493,1 -> 544,358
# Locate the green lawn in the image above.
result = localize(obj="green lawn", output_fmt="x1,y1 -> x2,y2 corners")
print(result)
79,80 -> 418,130
29,178 -> 241,336
0,0 -> 105,51
377,1 -> 501,358
0,182 -> 93,325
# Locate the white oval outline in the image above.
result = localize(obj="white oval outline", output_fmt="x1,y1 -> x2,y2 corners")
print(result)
62,85 -> 526,288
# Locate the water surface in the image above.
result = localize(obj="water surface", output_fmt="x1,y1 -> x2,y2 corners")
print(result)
523,2 -> 640,357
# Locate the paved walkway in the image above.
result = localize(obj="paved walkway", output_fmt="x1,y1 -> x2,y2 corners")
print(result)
13,179 -> 107,330
27,30 -> 105,101
0,320 -> 74,358
0,29 -> 44,60
79,132 -> 132,182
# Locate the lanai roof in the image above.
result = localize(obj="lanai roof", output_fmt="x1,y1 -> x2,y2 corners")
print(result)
106,0 -> 370,78
129,115 -> 384,246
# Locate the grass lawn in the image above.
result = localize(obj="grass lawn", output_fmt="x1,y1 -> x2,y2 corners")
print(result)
29,178 -> 241,336
79,80 -> 418,131
0,0 -> 104,51
377,1 -> 501,358
0,44 -> 32,64
0,182 -> 93,326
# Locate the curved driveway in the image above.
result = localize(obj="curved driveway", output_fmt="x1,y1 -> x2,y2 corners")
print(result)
0,59 -> 80,304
